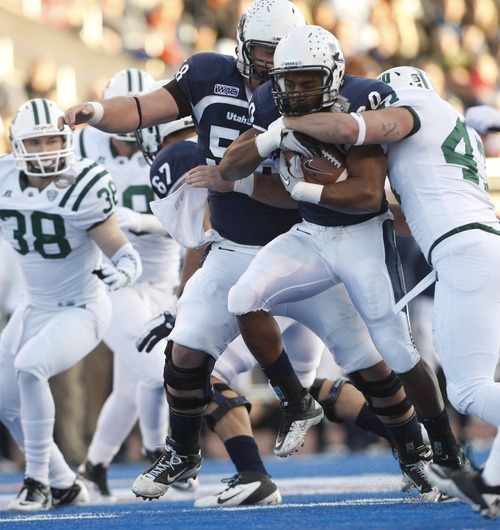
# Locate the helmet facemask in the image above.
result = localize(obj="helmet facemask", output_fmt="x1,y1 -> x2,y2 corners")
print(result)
270,26 -> 345,117
10,98 -> 74,177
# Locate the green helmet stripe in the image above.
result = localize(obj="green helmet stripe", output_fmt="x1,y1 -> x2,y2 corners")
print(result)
31,100 -> 40,125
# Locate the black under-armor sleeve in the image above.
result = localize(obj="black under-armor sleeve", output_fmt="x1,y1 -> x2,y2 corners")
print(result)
164,79 -> 192,118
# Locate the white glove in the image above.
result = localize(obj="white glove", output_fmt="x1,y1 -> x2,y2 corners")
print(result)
114,207 -> 143,232
279,152 -> 305,195
279,129 -> 316,158
255,116 -> 285,157
278,152 -> 324,204
465,105 -> 500,135
98,262 -> 131,291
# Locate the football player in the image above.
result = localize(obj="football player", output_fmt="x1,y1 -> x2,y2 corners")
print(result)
73,69 -> 192,503
59,0 -> 408,502
0,97 -> 142,511
266,65 -> 500,518
219,25 -> 467,498
136,125 -> 395,507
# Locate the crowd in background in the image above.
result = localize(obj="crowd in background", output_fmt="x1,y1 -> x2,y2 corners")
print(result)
0,0 -> 499,469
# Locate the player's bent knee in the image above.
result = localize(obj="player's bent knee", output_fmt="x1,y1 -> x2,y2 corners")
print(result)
205,382 -> 252,431
228,281 -> 261,315
164,341 -> 215,411
309,377 -> 351,423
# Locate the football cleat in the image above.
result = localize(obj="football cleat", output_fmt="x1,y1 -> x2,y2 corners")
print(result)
132,441 -> 202,500
425,465 -> 500,519
432,445 -> 472,502
78,460 -> 116,504
51,477 -> 90,508
8,476 -> 51,512
398,444 -> 439,501
194,471 -> 281,508
274,393 -> 324,458
143,447 -> 199,491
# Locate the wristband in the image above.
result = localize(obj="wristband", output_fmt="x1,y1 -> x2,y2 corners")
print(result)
291,182 -> 324,204
86,101 -> 104,125
255,116 -> 284,157
233,174 -> 255,196
349,112 -> 366,146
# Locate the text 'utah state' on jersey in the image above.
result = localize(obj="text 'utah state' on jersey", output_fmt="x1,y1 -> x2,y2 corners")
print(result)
166,52 -> 301,245
0,154 -> 117,309
250,76 -> 394,227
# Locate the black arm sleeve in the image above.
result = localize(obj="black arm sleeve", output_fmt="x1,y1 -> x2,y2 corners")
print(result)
164,79 -> 192,118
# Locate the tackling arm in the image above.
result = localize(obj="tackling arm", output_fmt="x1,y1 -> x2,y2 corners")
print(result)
283,107 -> 415,146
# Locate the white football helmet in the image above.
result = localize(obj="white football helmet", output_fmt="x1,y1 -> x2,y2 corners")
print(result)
271,25 -> 345,116
135,79 -> 195,164
236,0 -> 306,84
378,66 -> 436,92
10,98 -> 74,177
102,68 -> 156,143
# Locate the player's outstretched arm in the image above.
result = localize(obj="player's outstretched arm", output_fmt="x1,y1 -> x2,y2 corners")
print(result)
58,88 -> 180,133
284,107 -> 414,146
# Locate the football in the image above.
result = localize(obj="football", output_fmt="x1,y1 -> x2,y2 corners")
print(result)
284,142 -> 348,185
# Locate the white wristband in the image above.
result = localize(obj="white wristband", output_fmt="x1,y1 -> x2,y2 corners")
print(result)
350,112 -> 366,146
233,174 -> 255,196
290,182 -> 324,204
86,101 -> 104,125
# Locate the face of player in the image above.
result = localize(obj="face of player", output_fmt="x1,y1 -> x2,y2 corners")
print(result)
283,71 -> 324,115
23,135 -> 65,173
247,44 -> 276,91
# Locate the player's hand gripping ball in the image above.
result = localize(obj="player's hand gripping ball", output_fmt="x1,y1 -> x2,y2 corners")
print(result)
280,130 -> 348,185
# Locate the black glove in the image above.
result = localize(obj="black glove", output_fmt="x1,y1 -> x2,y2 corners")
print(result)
136,310 -> 176,353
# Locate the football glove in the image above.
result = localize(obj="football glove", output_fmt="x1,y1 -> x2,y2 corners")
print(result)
279,151 -> 305,196
136,310 -> 176,353
95,262 -> 131,291
279,129 -> 322,158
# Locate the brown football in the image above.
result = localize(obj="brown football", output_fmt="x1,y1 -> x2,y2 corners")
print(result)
283,143 -> 348,185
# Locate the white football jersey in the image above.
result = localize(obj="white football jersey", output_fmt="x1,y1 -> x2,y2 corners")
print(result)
0,153 -> 114,310
74,127 -> 181,283
385,88 -> 499,261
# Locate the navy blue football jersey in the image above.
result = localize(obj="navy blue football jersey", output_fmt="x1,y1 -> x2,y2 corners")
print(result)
150,139 -> 197,199
250,76 -> 392,226
168,52 -> 301,245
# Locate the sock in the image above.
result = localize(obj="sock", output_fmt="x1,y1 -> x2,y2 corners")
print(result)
262,350 -> 305,405
385,413 -> 425,463
355,404 -> 391,442
418,409 -> 459,461
224,435 -> 268,475
169,410 -> 204,454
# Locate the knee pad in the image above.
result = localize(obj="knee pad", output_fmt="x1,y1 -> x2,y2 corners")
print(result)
348,370 -> 412,419
309,377 -> 351,423
205,382 -> 252,432
163,341 -> 215,411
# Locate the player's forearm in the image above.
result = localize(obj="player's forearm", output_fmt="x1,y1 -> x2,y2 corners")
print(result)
219,129 -> 265,182
320,178 -> 384,214
252,174 -> 298,209
284,107 -> 414,146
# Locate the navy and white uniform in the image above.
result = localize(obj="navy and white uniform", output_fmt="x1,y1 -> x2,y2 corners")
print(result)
166,53 -> 383,376
229,76 -> 421,375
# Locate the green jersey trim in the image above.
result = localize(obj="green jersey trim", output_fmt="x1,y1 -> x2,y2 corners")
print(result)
58,162 -> 99,207
72,171 -> 109,212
